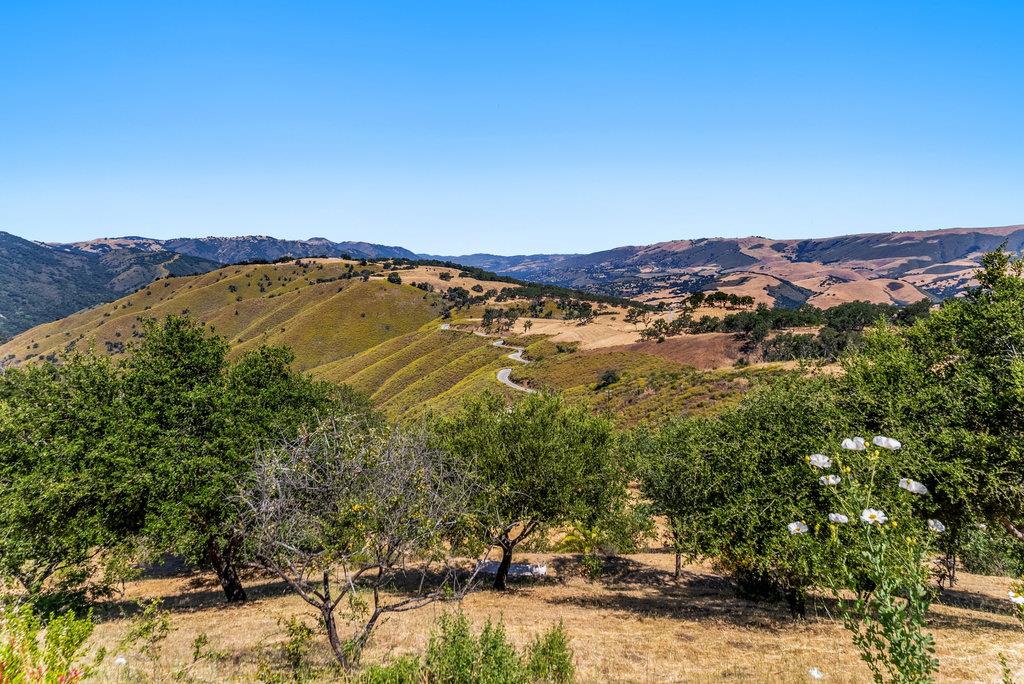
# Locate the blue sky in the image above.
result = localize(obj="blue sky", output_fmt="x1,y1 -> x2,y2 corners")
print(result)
1,1 -> 1021,255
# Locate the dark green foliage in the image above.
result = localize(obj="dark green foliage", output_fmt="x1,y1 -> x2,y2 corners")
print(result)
0,315 -> 367,604
387,272 -> 402,285
116,316 -> 363,601
950,524 -> 1024,577
634,374 -> 852,612
434,393 -> 626,590
0,354 -> 128,601
840,248 -> 1024,553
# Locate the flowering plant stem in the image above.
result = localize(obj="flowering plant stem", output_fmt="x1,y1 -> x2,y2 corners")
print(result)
823,443 -> 938,683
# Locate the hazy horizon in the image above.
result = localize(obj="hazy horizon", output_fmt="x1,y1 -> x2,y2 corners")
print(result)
6,219 -> 1024,258
3,2 -> 1021,254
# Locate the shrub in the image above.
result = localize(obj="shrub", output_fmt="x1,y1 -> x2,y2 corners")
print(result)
526,622 -> 574,683
0,604 -> 95,683
595,369 -> 620,389
387,272 -> 402,285
634,374 -> 850,615
363,611 -> 575,684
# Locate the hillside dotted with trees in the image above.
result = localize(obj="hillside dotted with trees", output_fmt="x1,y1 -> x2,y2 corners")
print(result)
1,250 -> 1023,681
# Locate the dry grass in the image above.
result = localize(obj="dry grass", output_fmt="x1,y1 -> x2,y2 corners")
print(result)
83,552 -> 1023,683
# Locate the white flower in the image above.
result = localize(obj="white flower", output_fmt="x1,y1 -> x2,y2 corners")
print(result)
1009,590 -> 1024,606
899,478 -> 929,495
114,655 -> 128,666
788,521 -> 809,535
808,668 -> 825,680
819,474 -> 841,486
927,519 -> 946,534
841,437 -> 866,451
809,454 -> 832,469
828,513 -> 849,524
872,435 -> 902,450
860,508 -> 888,525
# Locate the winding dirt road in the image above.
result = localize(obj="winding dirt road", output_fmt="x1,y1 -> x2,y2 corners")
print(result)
440,324 -> 535,393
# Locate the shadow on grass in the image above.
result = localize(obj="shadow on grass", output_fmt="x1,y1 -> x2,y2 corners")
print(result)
543,552 -> 1024,635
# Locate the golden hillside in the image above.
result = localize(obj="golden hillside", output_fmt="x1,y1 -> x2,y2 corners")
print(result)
0,258 -> 779,423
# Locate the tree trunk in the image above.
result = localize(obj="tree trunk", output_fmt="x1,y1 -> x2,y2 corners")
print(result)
207,539 -> 247,603
785,587 -> 806,619
323,605 -> 350,670
674,549 -> 682,580
493,543 -> 514,590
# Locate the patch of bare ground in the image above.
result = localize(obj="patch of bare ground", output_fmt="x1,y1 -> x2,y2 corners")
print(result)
83,552 -> 1022,683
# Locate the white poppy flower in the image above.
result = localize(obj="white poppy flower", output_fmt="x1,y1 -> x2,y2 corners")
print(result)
1009,590 -> 1024,606
809,667 -> 825,680
114,655 -> 128,666
841,437 -> 866,451
899,478 -> 929,495
872,435 -> 902,450
787,521 -> 809,535
860,508 -> 888,525
927,519 -> 946,534
809,454 -> 832,469
828,513 -> 849,524
819,474 -> 841,486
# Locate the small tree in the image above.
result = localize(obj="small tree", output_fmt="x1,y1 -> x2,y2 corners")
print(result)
434,393 -> 626,590
635,374 -> 850,615
387,272 -> 402,285
240,417 -> 475,669
117,316 -> 355,602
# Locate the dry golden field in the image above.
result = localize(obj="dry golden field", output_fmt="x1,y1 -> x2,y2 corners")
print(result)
85,552 -> 1022,683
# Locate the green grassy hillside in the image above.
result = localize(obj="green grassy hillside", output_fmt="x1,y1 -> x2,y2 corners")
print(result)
0,260 -> 435,365
512,341 -> 786,426
1,258 -> 775,424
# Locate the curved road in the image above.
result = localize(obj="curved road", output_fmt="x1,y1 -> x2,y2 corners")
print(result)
492,339 -> 535,393
440,324 -> 535,393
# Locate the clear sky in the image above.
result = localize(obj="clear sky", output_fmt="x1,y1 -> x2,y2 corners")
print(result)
2,1 -> 1021,255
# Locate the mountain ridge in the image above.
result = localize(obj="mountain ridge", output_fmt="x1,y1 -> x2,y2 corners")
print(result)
429,224 -> 1024,308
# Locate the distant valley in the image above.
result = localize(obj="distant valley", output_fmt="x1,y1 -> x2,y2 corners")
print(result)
432,224 -> 1024,309
0,223 -> 1018,338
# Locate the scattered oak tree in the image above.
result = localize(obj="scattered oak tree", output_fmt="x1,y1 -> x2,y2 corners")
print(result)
116,316 -> 362,602
434,393 -> 627,590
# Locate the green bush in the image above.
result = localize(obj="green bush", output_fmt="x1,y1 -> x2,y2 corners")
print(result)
525,623 -> 574,684
0,604 -> 95,682
358,656 -> 421,684
361,612 -> 574,684
954,524 -> 1024,577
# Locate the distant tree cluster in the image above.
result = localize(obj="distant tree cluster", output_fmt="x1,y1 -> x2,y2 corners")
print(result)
637,298 -> 933,360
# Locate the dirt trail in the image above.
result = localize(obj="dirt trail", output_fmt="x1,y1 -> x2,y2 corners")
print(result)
441,324 -> 534,393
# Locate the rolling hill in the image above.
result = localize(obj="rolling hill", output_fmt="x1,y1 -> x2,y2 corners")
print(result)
433,224 -> 1023,308
0,231 -> 221,339
0,257 -> 773,423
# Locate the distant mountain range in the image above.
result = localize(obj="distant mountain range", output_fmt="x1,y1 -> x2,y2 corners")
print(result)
431,224 -> 1024,309
0,233 -> 417,338
65,235 -> 417,262
0,224 -> 1019,339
